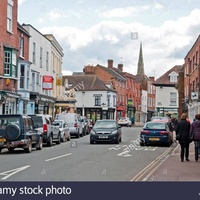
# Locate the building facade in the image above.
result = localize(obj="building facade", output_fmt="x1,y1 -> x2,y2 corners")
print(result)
0,0 -> 21,114
22,24 -> 57,115
183,35 -> 200,121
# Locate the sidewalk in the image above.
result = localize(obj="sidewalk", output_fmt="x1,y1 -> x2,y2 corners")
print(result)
144,142 -> 200,181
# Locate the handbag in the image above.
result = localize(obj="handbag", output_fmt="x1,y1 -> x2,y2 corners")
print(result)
176,134 -> 180,141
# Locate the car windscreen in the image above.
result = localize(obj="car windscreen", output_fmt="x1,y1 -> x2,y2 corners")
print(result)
31,116 -> 43,127
94,121 -> 116,129
144,123 -> 166,130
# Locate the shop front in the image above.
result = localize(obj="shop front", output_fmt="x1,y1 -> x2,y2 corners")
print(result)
76,107 -> 115,122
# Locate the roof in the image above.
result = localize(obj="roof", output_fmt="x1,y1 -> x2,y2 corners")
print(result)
96,65 -> 126,81
62,75 -> 116,92
153,65 -> 183,86
184,35 -> 200,59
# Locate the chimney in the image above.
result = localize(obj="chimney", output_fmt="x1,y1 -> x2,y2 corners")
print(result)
118,63 -> 123,71
107,59 -> 113,68
83,65 -> 95,74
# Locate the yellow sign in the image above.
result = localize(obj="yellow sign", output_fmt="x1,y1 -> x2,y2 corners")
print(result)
56,78 -> 62,86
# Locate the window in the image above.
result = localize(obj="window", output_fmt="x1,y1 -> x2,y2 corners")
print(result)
31,73 -> 35,91
4,51 -> 11,75
46,51 -> 49,71
94,96 -> 101,106
113,95 -> 116,107
27,67 -> 30,90
36,73 -> 39,92
20,64 -> 25,89
170,92 -> 177,106
4,49 -> 17,77
7,0 -> 13,32
19,37 -> 24,57
40,47 -> 43,67
33,42 -> 36,63
107,95 -> 111,107
170,75 -> 177,82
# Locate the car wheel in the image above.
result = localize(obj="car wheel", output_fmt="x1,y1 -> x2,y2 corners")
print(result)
67,135 -> 71,141
47,135 -> 53,146
8,147 -> 15,152
36,136 -> 43,150
56,134 -> 61,144
115,137 -> 120,144
76,133 -> 80,138
90,139 -> 94,144
62,134 -> 66,142
140,142 -> 145,146
24,138 -> 32,153
0,148 -> 2,153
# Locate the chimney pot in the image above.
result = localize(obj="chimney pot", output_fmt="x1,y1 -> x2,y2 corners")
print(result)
108,59 -> 113,68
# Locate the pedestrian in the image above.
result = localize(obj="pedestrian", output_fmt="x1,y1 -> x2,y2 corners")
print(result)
131,116 -> 135,126
189,114 -> 200,161
175,113 -> 191,162
167,118 -> 174,132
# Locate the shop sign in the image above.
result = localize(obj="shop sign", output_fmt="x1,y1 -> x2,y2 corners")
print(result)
43,76 -> 53,90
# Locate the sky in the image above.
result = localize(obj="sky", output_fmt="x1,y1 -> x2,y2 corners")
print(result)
18,0 -> 200,79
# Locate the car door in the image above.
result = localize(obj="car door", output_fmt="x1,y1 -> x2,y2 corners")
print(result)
25,118 -> 37,143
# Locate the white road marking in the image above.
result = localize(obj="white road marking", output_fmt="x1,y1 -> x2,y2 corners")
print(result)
0,165 -> 30,180
45,153 -> 72,162
109,145 -> 122,150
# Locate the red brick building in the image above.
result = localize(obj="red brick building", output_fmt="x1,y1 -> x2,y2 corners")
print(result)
0,0 -> 20,114
184,35 -> 200,120
83,59 -> 139,120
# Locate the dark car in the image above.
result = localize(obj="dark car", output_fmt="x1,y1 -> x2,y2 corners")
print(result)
140,121 -> 173,146
0,114 -> 43,153
90,120 -> 122,144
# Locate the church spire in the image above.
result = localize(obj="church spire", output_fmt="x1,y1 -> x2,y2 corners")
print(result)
137,42 -> 144,75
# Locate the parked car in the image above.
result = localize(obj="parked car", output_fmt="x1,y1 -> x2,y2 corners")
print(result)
54,120 -> 70,142
118,117 -> 132,127
29,114 -> 61,146
151,116 -> 169,122
55,113 -> 83,138
0,114 -> 43,153
90,119 -> 122,144
80,116 -> 90,135
140,121 -> 173,146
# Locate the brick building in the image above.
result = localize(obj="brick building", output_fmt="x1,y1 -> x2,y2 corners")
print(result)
83,59 -> 139,120
0,0 -> 20,114
184,35 -> 200,121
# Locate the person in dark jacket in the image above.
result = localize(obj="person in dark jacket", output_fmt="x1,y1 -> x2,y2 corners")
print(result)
189,114 -> 200,161
175,113 -> 191,162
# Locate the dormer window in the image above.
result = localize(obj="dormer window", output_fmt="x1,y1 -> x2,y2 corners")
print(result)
169,71 -> 178,83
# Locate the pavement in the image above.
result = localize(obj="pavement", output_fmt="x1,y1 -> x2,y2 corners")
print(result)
143,141 -> 200,181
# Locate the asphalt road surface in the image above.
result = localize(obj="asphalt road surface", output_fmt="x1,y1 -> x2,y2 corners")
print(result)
0,127 -> 174,181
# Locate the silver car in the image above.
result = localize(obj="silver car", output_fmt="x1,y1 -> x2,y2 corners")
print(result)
54,120 -> 70,142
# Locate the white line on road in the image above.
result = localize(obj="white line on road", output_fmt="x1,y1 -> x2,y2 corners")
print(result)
45,153 -> 72,162
0,165 -> 30,180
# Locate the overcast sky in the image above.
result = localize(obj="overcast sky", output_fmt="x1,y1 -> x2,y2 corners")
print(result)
18,0 -> 200,79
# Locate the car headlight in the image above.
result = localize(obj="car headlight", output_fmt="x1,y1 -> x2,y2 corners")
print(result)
110,130 -> 117,135
90,130 -> 96,135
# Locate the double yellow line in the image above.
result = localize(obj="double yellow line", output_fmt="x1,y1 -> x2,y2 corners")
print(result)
130,145 -> 176,181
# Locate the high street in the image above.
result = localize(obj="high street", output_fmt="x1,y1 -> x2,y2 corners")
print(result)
0,127 -> 176,181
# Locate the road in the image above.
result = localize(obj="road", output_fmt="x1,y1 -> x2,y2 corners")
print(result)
0,127 -> 175,181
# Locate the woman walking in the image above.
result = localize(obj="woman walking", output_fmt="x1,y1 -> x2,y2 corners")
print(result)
175,113 -> 191,162
190,114 -> 200,161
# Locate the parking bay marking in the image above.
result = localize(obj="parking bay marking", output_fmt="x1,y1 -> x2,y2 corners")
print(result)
45,153 -> 72,162
0,165 -> 30,180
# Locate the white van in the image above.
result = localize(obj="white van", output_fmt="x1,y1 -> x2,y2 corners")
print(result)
55,113 -> 83,138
